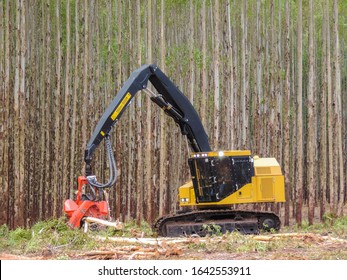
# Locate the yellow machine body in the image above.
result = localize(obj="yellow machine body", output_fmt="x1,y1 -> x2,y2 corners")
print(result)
179,150 -> 285,207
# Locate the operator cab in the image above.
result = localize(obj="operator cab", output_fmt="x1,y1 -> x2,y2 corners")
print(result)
188,150 -> 253,202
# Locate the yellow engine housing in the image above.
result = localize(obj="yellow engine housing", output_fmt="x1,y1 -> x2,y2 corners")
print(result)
179,151 -> 285,207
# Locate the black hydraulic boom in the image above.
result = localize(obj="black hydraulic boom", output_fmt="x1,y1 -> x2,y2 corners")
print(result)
84,64 -> 211,182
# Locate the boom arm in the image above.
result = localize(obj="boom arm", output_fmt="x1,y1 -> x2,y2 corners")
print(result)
85,64 -> 211,176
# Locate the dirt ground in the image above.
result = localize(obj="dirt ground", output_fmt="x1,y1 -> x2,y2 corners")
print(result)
1,232 -> 346,260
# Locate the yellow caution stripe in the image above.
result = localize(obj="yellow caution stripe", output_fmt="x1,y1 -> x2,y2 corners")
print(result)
111,92 -> 132,121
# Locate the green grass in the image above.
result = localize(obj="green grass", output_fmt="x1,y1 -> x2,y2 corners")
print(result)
98,219 -> 154,238
281,214 -> 347,237
0,217 -> 156,255
0,215 -> 346,259
0,217 -> 100,254
185,216 -> 347,259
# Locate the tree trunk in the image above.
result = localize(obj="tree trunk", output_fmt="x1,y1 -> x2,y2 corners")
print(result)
0,0 -> 10,226
213,0 -> 220,149
320,0 -> 328,220
283,0 -> 291,226
144,0 -> 153,222
241,0 -> 248,149
158,0 -> 168,217
326,0 -> 334,215
13,0 -> 26,227
333,0 -> 344,217
52,1 -> 62,218
296,0 -> 303,226
200,0 -> 207,130
307,0 -> 316,225
69,0 -> 80,199
135,0 -> 144,224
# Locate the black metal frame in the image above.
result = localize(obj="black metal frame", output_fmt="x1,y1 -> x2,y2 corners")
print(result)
84,64 -> 211,175
188,155 -> 254,203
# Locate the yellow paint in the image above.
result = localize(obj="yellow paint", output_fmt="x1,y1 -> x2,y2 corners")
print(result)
179,155 -> 285,207
253,157 -> 282,176
111,92 -> 132,121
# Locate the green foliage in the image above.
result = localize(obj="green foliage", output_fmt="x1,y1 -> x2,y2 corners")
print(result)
9,227 -> 32,242
193,48 -> 206,69
187,241 -> 207,250
0,224 -> 9,238
0,217 -> 100,254
165,44 -> 190,75
202,223 -> 222,236
1,216 -> 347,259
0,226 -> 32,251
282,215 -> 347,238
165,0 -> 189,11
0,218 -> 159,256
322,212 -> 338,225
103,219 -> 154,238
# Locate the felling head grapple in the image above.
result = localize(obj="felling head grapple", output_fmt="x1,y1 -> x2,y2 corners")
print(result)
64,135 -> 117,228
64,176 -> 109,228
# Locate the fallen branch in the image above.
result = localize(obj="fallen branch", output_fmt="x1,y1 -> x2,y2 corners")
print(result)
252,235 -> 274,242
81,250 -> 118,257
128,251 -> 159,260
252,233 -> 316,241
252,233 -> 347,243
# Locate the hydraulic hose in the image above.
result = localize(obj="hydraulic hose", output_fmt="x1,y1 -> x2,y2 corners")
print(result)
87,135 -> 118,189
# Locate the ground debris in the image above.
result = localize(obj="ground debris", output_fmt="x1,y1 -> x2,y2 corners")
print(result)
75,242 -> 183,260
0,253 -> 45,260
252,233 -> 347,244
2,230 -> 346,260
77,250 -> 118,260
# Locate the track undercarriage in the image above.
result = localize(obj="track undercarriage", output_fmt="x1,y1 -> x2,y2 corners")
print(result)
154,209 -> 281,237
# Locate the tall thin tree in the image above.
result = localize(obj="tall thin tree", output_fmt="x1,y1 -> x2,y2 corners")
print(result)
296,0 -> 303,226
307,0 -> 316,225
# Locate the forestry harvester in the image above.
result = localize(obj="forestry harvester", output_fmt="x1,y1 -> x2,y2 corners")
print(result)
64,64 -> 285,236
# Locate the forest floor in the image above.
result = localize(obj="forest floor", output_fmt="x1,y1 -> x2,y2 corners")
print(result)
1,216 -> 347,260
1,232 -> 346,260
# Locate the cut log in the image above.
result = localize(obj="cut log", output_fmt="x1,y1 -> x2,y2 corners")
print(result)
83,217 -> 124,232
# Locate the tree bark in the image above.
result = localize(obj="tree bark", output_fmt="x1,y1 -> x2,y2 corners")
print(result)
213,0 -> 220,149
307,0 -> 316,225
296,0 -> 303,226
326,0 -> 334,215
241,0 -> 248,149
200,0 -> 207,130
226,0 -> 234,150
52,1 -> 62,218
13,0 -> 26,227
144,0 -> 153,222
283,0 -> 291,226
135,0 -> 144,224
159,0 -> 168,217
320,0 -> 327,220
333,0 -> 344,217
0,0 -> 10,226
69,0 -> 80,200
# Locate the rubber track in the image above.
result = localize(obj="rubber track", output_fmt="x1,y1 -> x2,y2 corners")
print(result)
154,209 -> 281,237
